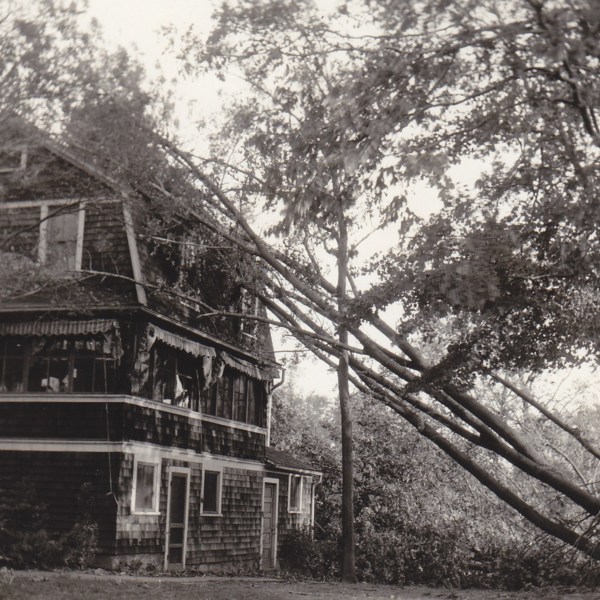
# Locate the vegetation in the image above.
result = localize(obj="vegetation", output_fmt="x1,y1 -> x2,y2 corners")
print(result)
272,383 -> 600,588
2,0 -> 600,582
0,479 -> 98,570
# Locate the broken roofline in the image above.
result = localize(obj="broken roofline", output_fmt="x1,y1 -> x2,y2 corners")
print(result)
0,115 -> 280,373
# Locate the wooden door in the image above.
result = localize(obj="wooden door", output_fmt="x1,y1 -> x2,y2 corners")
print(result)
167,473 -> 188,568
261,481 -> 278,569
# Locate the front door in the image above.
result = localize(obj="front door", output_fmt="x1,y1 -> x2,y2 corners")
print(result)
166,472 -> 188,568
261,480 -> 278,569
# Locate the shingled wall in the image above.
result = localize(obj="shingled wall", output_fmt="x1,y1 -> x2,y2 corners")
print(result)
113,454 -> 263,569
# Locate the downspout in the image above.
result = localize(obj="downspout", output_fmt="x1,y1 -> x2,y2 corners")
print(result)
267,368 -> 286,447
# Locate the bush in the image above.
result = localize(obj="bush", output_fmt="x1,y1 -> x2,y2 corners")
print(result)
279,526 -> 339,579
0,479 -> 98,570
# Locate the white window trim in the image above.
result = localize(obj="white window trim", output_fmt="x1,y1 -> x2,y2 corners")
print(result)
201,464 -> 223,516
37,201 -> 85,270
288,474 -> 303,514
131,455 -> 161,515
164,466 -> 191,570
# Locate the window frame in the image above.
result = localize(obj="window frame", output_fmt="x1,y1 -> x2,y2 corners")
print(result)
288,474 -> 303,514
201,368 -> 266,427
38,202 -> 85,271
131,455 -> 161,516
200,465 -> 223,517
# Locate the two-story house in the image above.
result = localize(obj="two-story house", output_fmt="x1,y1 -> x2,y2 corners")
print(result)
0,116 -> 321,570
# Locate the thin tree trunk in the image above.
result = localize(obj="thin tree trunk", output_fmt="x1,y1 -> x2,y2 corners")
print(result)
336,199 -> 356,583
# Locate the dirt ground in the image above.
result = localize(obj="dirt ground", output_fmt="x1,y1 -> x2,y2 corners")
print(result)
0,571 -> 598,600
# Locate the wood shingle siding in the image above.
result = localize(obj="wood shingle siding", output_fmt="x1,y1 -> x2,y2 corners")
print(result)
0,205 -> 40,258
82,201 -> 134,279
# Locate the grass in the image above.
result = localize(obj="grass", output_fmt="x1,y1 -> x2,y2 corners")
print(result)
0,571 -> 598,600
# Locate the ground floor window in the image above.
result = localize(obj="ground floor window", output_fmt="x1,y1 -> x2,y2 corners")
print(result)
289,475 -> 313,514
201,468 -> 222,515
132,458 -> 160,514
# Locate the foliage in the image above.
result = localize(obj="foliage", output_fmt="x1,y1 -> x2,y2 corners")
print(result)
0,479 -> 98,570
272,383 -> 600,588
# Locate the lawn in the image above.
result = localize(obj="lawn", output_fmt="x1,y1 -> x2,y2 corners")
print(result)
0,572 -> 598,600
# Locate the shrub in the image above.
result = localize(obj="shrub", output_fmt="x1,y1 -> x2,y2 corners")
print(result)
279,526 -> 339,579
0,479 -> 98,570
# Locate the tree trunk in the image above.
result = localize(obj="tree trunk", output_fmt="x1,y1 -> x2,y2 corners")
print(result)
336,200 -> 357,583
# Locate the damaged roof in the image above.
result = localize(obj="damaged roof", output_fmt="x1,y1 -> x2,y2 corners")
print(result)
265,447 -> 322,474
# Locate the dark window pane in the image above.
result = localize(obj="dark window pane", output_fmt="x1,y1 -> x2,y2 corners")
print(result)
72,356 -> 94,392
135,463 -> 156,512
153,348 -> 176,403
93,359 -> 116,393
27,356 -> 48,392
232,375 -> 246,422
170,475 -> 187,523
218,375 -> 232,419
246,381 -> 256,425
1,356 -> 25,392
47,357 -> 69,392
203,471 -> 219,513
175,355 -> 199,410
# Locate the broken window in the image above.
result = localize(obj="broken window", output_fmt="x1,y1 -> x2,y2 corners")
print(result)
0,335 -> 118,394
151,343 -> 200,410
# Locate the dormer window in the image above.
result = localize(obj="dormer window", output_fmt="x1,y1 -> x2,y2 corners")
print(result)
38,203 -> 84,271
0,147 -> 27,174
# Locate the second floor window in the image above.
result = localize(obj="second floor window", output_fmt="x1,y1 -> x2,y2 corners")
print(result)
0,335 -> 117,394
201,367 -> 266,427
39,204 -> 84,271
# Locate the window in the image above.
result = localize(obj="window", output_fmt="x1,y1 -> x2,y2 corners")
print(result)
289,475 -> 302,513
201,368 -> 266,426
0,339 -> 26,392
151,343 -> 200,410
0,147 -> 27,174
0,335 -> 117,394
132,458 -> 160,514
289,475 -> 312,514
39,204 -> 84,271
201,468 -> 222,515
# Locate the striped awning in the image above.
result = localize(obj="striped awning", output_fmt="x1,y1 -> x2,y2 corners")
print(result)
148,325 -> 216,358
0,319 -> 119,337
220,351 -> 275,381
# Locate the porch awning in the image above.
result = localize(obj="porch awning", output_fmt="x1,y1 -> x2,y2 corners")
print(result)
0,319 -> 119,337
148,325 -> 216,358
220,351 -> 275,381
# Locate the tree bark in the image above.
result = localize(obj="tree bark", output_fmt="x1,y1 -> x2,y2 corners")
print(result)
336,199 -> 357,583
